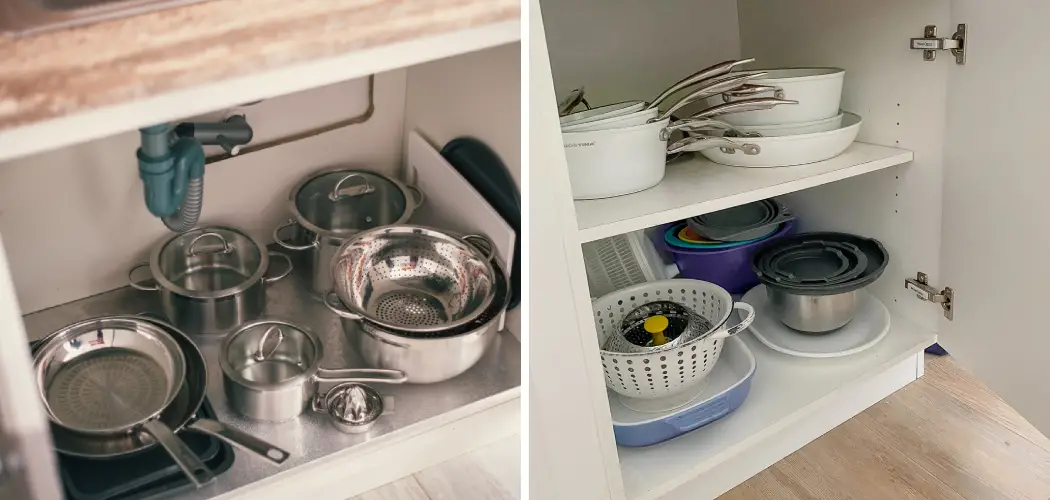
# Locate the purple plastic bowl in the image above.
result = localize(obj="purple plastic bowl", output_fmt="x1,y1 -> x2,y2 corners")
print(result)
658,219 -> 798,294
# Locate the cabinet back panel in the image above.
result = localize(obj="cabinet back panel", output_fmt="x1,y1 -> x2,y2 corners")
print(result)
738,0 -> 950,332
540,0 -> 740,109
0,72 -> 407,314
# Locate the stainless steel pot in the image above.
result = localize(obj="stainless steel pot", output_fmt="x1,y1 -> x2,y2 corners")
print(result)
323,263 -> 509,384
220,320 -> 407,422
273,168 -> 424,296
765,287 -> 859,333
129,227 -> 292,335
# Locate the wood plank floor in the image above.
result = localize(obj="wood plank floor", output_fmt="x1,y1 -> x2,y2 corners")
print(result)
721,354 -> 1050,500
348,435 -> 520,500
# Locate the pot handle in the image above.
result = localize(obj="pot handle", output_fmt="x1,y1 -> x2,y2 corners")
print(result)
273,219 -> 317,251
253,325 -> 284,361
128,262 -> 160,291
461,234 -> 496,261
140,420 -> 215,488
722,84 -> 786,102
315,367 -> 408,384
187,232 -> 233,257
406,185 -> 426,208
323,291 -> 363,320
708,302 -> 756,340
185,419 -> 291,465
263,252 -> 294,283
330,173 -> 375,201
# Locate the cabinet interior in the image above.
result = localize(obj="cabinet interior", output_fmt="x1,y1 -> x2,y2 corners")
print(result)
540,0 -> 952,498
0,42 -> 521,499
543,0 -> 949,332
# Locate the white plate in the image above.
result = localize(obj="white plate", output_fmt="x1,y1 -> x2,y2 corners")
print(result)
740,285 -> 890,358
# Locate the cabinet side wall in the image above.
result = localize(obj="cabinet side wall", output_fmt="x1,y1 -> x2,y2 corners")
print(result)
738,0 -> 950,332
0,72 -> 407,313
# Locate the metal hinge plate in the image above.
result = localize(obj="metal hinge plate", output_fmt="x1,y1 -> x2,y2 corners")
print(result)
911,24 -> 966,64
905,272 -> 954,320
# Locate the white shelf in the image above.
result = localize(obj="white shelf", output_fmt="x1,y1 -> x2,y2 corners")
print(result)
574,142 -> 914,243
616,312 -> 935,500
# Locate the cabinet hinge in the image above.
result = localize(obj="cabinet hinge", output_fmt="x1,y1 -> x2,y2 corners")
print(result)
911,24 -> 966,64
905,272 -> 954,320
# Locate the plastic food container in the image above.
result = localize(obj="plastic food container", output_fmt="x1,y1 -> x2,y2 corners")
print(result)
660,220 -> 797,294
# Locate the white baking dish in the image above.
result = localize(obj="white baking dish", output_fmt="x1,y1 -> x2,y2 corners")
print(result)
700,112 -> 861,167
711,68 -> 844,126
563,118 -> 670,199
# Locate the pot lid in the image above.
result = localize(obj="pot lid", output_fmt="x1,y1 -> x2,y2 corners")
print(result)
153,226 -> 267,299
322,383 -> 383,426
761,240 -> 868,286
220,320 -> 323,388
292,169 -> 415,234
752,232 -> 889,295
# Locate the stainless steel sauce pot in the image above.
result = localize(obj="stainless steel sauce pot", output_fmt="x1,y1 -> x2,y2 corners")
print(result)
128,226 -> 292,335
273,168 -> 423,296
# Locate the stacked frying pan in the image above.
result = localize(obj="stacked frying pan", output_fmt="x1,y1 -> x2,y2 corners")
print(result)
751,232 -> 889,333
31,315 -> 290,488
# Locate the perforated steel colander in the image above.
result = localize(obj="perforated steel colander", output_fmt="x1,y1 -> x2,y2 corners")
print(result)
330,225 -> 497,333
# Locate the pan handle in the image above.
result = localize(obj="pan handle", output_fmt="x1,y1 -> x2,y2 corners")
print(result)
141,420 -> 215,488
185,419 -> 291,465
316,367 -> 408,384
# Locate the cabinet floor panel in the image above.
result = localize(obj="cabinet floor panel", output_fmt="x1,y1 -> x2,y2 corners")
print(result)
616,312 -> 934,500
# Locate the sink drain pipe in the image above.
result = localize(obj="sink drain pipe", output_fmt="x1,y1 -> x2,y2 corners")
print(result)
137,116 -> 253,232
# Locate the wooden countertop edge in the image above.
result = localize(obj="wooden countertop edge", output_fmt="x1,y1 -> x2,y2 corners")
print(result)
0,0 -> 520,132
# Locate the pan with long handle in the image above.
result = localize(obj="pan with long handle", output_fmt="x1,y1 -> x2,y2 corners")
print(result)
644,58 -> 755,111
33,316 -> 216,487
40,315 -> 291,470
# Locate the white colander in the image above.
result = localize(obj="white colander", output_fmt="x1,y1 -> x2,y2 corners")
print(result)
593,279 -> 755,412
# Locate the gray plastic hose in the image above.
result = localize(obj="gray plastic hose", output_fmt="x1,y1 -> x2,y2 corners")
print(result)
163,176 -> 203,232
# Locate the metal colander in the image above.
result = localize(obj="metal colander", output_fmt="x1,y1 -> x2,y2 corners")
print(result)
330,225 -> 497,333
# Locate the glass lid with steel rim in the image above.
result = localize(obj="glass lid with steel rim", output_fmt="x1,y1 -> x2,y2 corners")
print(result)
292,169 -> 417,235
153,226 -> 266,298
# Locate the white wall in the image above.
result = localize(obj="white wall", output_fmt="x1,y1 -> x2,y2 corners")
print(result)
540,0 -> 741,108
0,71 -> 407,313
404,42 -> 522,337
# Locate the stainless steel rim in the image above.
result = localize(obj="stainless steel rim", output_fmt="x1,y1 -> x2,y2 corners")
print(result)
287,167 -> 419,238
219,319 -> 324,390
149,226 -> 270,300
33,316 -> 186,435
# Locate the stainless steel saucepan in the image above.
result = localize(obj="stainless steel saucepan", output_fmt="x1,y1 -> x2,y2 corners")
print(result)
220,320 -> 407,422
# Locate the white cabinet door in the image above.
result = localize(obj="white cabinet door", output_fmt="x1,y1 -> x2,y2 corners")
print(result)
937,1 -> 1050,437
0,233 -> 62,499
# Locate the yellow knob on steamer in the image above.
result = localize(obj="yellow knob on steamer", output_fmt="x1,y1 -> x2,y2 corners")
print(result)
644,315 -> 670,346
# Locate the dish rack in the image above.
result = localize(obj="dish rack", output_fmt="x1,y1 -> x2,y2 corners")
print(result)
582,228 -> 678,298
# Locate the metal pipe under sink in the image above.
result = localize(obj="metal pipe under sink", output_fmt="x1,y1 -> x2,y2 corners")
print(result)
0,0 -> 214,35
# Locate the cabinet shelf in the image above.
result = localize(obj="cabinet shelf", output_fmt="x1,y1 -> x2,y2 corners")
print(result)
0,0 -> 519,164
574,142 -> 913,243
615,313 -> 934,500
